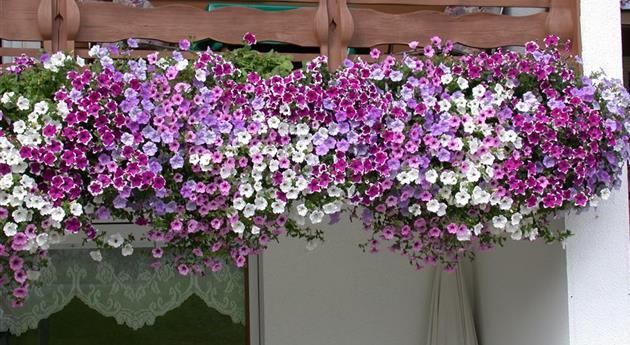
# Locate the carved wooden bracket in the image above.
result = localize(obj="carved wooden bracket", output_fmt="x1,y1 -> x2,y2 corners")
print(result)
38,0 -> 80,52
316,0 -> 354,71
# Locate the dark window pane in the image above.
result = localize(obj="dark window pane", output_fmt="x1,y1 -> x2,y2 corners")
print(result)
9,295 -> 245,345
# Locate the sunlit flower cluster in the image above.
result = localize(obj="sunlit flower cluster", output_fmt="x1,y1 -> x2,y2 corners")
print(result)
0,34 -> 628,304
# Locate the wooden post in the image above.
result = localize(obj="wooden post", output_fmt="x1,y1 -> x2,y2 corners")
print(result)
324,0 -> 353,71
37,0 -> 80,53
546,0 -> 580,54
315,0 -> 330,59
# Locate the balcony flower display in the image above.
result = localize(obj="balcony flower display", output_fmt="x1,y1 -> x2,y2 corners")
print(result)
0,34 -> 628,304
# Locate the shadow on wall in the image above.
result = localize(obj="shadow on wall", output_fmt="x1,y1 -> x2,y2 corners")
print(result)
472,219 -> 570,345
261,217 -> 435,345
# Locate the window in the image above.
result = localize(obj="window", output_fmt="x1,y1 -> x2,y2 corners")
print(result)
1,223 -> 260,345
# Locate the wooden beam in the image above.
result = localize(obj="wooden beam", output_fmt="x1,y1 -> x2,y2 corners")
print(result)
347,0 -> 550,6
350,9 -> 548,48
75,2 -> 320,47
0,0 -> 45,40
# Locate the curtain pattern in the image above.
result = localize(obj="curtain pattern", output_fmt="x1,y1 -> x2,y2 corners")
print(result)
1,249 -> 244,336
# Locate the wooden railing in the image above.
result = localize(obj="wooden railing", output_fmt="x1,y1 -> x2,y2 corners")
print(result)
0,0 -> 579,69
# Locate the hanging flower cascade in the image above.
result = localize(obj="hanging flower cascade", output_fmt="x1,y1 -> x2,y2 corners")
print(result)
0,34 -> 628,305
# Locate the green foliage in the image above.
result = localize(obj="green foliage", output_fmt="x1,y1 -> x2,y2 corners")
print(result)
222,46 -> 294,79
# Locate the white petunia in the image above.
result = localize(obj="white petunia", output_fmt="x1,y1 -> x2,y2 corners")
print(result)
13,120 -> 26,134
454,190 -> 471,207
175,59 -> 188,71
408,204 -> 422,216
466,166 -> 481,182
600,188 -> 611,200
437,203 -> 447,217
267,116 -> 280,128
236,131 -> 252,145
309,210 -> 324,224
268,159 -> 279,172
3,222 -> 17,237
510,229 -> 523,240
327,186 -> 343,198
251,225 -> 260,235
232,221 -> 245,234
0,175 -> 13,190
426,199 -> 440,213
20,175 -> 35,188
397,169 -> 419,185
107,233 -> 124,248
515,101 -> 530,113
441,74 -> 453,85
50,207 -> 66,222
57,100 -> 69,117
12,208 -> 28,223
500,129 -> 518,143
239,183 -> 254,198
296,203 -> 309,217
243,204 -> 256,218
457,77 -> 469,90
492,215 -> 508,229
450,138 -> 464,151
233,198 -> 246,211
121,243 -> 134,256
305,154 -> 319,166
295,123 -> 309,136
511,213 -> 523,226
457,228 -> 471,241
292,151 -> 306,163
36,233 -> 49,247
473,223 -> 484,235
322,202 -> 341,215
271,200 -> 286,214
16,96 -> 30,111
425,169 -> 438,184
471,186 -> 491,205
70,202 -> 83,216
472,85 -> 486,99
1,92 -> 14,104
254,196 -> 268,210
439,170 -> 457,185
278,123 -> 290,136
280,104 -> 291,116
479,152 -> 495,165
33,101 -> 48,115
499,197 -> 513,210
195,69 -> 207,82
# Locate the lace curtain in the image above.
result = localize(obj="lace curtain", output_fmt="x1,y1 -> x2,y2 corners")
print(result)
0,249 -> 245,336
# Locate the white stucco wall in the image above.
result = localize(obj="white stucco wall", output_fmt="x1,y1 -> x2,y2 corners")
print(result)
260,218 -> 434,345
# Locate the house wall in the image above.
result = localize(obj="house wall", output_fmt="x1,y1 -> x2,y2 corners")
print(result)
260,218 -> 435,345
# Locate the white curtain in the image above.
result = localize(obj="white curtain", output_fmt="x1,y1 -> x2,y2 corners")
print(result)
0,249 -> 244,336
426,264 -> 478,345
